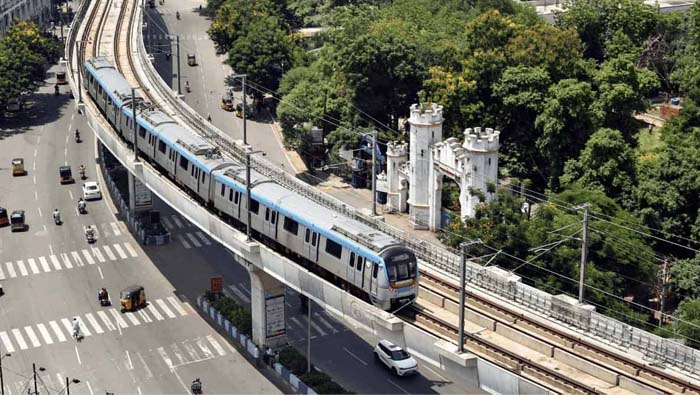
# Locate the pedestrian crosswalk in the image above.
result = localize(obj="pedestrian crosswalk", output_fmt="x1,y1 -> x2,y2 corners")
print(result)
0,242 -> 138,280
222,283 -> 348,341
0,297 -> 189,353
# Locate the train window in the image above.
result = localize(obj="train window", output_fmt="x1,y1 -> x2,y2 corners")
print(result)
372,263 -> 379,279
138,126 -> 146,138
159,140 -> 166,153
191,166 -> 195,176
265,208 -> 270,221
228,189 -> 233,201
357,257 -> 363,271
325,239 -> 342,259
312,232 -> 317,246
179,156 -> 188,170
283,217 -> 298,235
234,191 -> 240,204
221,184 -> 225,197
250,199 -> 259,214
349,252 -> 355,268
305,229 -> 310,243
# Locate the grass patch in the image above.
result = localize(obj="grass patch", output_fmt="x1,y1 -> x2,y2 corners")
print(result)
636,125 -> 663,155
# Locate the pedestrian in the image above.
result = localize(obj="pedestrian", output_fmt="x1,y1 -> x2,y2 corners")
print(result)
264,347 -> 273,365
648,123 -> 654,134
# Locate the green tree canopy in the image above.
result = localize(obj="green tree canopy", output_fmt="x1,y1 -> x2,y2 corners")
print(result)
674,299 -> 700,347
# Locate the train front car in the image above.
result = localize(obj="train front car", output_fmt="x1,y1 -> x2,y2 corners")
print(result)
379,246 -> 419,309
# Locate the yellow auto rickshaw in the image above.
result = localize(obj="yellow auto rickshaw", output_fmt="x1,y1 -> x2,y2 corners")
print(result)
221,91 -> 233,111
0,207 -> 9,227
12,158 -> 25,176
120,285 -> 146,312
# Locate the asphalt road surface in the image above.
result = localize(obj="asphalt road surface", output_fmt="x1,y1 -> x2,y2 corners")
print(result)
0,68 -> 280,395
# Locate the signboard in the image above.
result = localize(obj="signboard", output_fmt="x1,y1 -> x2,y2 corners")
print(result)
265,295 -> 286,338
134,178 -> 152,209
210,276 -> 223,293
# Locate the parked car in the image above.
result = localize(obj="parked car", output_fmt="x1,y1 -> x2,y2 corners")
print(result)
82,181 -> 102,200
373,340 -> 418,376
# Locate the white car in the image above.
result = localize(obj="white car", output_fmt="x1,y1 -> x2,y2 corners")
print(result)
82,181 -> 102,200
373,340 -> 418,376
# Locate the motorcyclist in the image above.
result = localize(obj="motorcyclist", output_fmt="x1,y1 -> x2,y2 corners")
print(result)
72,317 -> 81,339
207,114 -> 212,122
78,198 -> 86,212
75,129 -> 80,140
85,225 -> 96,241
191,378 -> 202,394
53,209 -> 61,224
79,164 -> 86,178
98,288 -> 108,303
176,11 -> 180,19
185,80 -> 190,92
54,84 -> 59,95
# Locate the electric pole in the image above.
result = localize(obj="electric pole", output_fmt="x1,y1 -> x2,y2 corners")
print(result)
658,258 -> 671,327
576,203 -> 591,303
458,239 -> 481,353
371,131 -> 377,216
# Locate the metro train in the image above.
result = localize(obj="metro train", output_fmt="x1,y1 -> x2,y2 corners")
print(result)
83,57 -> 419,310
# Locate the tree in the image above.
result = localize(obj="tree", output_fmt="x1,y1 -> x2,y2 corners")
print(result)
670,256 -> 700,300
674,299 -> 700,347
561,128 -> 637,208
226,15 -> 297,94
535,79 -> 599,189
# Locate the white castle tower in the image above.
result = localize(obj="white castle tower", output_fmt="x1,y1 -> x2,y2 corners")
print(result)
461,127 -> 500,217
386,141 -> 408,212
408,103 -> 443,229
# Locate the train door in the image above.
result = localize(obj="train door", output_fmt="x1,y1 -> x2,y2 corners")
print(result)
263,207 -> 277,239
303,229 -> 318,262
369,262 -> 379,297
347,253 -> 356,285
356,256 -> 365,288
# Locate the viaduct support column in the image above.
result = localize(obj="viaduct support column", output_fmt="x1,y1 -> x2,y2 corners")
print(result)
248,266 -> 288,348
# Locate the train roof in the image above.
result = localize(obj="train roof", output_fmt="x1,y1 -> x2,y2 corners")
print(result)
214,166 -> 400,260
152,117 -> 227,170
84,57 -> 133,104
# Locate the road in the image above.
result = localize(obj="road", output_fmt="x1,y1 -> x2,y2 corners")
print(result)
0,68 -> 281,395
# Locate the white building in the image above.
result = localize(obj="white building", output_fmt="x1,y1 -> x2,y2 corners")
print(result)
0,0 -> 52,36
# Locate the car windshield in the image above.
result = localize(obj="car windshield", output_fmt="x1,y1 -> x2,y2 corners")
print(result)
390,349 -> 410,361
87,185 -> 98,191
387,254 -> 417,282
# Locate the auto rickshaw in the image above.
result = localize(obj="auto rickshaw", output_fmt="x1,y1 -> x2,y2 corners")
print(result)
187,54 -> 197,66
235,103 -> 253,119
12,158 -> 25,176
221,91 -> 233,111
56,70 -> 67,85
120,285 -> 146,312
59,165 -> 74,184
0,207 -> 9,227
10,210 -> 25,232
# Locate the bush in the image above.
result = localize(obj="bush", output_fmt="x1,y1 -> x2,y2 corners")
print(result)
208,295 -> 252,337
278,346 -> 308,376
300,371 -> 352,394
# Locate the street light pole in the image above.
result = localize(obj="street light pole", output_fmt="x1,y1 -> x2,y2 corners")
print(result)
32,363 -> 38,395
307,299 -> 312,374
242,74 -> 247,144
131,87 -> 140,161
0,349 -> 10,395
176,35 -> 181,95
576,203 -> 591,303
371,131 -> 377,216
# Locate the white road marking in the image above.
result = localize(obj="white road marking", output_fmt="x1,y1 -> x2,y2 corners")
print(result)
125,350 -> 134,370
388,379 -> 409,394
315,312 -> 338,333
171,215 -> 184,228
306,315 -> 327,336
177,234 -> 191,249
11,328 -> 28,350
98,266 -> 104,279
0,331 -> 15,353
195,231 -> 212,245
33,161 -> 36,171
103,245 -> 117,261
34,149 -> 37,157
92,247 -> 105,263
86,380 -> 93,395
37,208 -> 42,218
61,319 -> 73,337
33,176 -> 37,185
34,191 -> 38,200
167,296 -> 188,316
124,312 -> 141,326
109,308 -> 129,329
185,233 -> 202,248
84,313 -> 104,334
97,311 -> 117,331
27,258 -> 40,274
49,321 -> 67,342
75,346 -> 82,365
147,303 -> 164,321
290,317 -> 303,329
110,222 -> 122,236
0,264 -> 4,280
36,324 -> 54,345
170,343 -> 187,366
137,310 -> 152,323
206,335 -> 226,356
343,347 -> 367,366
161,216 -> 173,229
82,249 -> 95,265
68,190 -> 74,200
49,255 -> 62,270
75,317 -> 91,336
56,374 -> 63,388
195,338 -> 214,359
38,256 -> 51,272
137,387 -> 142,395
136,352 -> 153,379
49,244 -> 54,255
5,262 -> 17,278
71,251 -> 84,266
227,285 -> 250,304
24,326 -> 41,347
17,260 -> 28,276
4,262 -> 16,278
156,299 -> 176,318
182,341 -> 199,361
61,253 -> 73,268
113,243 -> 127,259
124,242 -> 138,257
157,346 -> 173,368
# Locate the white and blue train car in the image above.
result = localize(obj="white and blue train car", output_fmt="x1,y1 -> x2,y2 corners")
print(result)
84,56 -> 419,311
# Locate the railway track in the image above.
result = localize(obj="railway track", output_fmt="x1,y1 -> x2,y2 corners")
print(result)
416,270 -> 700,394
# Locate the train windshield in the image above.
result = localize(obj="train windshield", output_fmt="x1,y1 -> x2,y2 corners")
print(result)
385,251 -> 417,282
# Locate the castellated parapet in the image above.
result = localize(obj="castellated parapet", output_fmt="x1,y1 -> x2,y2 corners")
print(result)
409,103 -> 444,125
464,127 -> 500,152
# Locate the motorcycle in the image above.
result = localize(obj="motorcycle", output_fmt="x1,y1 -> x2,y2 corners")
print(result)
80,168 -> 86,180
98,288 -> 111,306
53,211 -> 61,225
191,379 -> 202,395
75,130 -> 81,143
78,201 -> 87,214
85,226 -> 96,243
185,82 -> 191,93
176,11 -> 180,19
